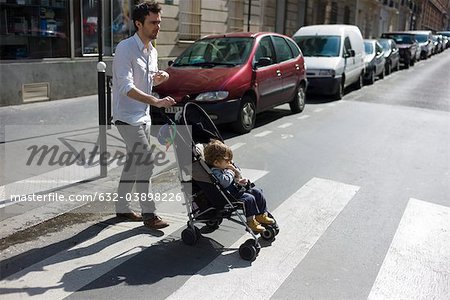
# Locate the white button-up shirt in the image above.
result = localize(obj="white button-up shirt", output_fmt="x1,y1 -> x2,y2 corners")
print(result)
112,33 -> 158,126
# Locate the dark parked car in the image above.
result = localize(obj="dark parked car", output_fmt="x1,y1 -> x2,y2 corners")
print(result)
381,32 -> 418,69
153,32 -> 307,133
437,31 -> 450,49
378,38 -> 400,75
363,39 -> 385,84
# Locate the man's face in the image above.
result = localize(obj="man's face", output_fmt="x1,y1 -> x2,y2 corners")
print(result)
136,12 -> 161,40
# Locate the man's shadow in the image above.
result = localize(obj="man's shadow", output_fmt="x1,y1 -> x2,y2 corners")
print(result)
0,218 -> 269,297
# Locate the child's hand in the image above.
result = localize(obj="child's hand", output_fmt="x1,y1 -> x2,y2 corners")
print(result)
237,178 -> 248,186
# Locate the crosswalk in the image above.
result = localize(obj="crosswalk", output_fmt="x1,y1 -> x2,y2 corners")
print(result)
0,175 -> 448,299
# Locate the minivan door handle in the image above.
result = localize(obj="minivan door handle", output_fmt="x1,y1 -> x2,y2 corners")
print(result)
276,69 -> 282,77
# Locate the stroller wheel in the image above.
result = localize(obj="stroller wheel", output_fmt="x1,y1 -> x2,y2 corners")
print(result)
181,227 -> 200,246
261,226 -> 276,242
239,240 -> 258,261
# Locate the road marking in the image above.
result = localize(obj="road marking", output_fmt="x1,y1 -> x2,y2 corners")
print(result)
240,168 -> 269,183
368,198 -> 450,300
326,103 -> 336,107
167,177 -> 359,300
0,213 -> 187,300
297,115 -> 310,120
230,142 -> 246,151
313,108 -> 324,113
277,123 -> 293,129
254,130 -> 272,137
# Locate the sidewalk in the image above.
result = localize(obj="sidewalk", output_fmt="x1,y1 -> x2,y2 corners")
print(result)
0,163 -> 182,276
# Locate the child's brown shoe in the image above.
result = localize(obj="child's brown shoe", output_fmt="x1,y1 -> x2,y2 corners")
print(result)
246,218 -> 265,233
255,213 -> 275,225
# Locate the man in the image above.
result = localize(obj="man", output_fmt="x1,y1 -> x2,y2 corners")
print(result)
112,1 -> 175,229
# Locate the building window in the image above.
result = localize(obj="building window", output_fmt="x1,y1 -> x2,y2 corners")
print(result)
344,6 -> 351,24
227,0 -> 244,32
0,0 -> 70,60
178,0 -> 201,41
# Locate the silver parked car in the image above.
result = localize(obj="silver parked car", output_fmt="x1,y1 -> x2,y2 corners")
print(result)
363,39 -> 385,85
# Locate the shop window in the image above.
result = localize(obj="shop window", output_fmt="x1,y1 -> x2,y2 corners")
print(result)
0,0 -> 69,60
112,0 -> 132,53
81,0 -> 98,55
178,0 -> 201,41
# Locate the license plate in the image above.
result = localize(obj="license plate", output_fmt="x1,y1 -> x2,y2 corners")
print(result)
165,106 -> 183,114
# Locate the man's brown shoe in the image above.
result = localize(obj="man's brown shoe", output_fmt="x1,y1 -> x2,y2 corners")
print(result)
144,215 -> 169,229
116,212 -> 143,222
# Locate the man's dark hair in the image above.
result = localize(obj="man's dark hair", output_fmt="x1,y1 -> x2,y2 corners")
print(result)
133,1 -> 162,30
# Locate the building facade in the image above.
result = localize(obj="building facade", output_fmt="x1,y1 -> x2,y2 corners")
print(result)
0,0 -> 448,106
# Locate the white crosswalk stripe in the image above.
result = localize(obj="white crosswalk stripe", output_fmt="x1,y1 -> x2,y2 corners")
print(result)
166,177 -> 359,300
368,198 -> 450,300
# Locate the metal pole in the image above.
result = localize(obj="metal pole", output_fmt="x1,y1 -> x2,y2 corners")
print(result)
97,0 -> 107,177
247,0 -> 252,32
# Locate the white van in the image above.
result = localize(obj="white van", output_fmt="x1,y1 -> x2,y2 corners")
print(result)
292,25 -> 365,99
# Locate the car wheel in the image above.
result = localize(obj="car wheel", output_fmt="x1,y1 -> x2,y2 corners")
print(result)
379,67 -> 385,79
289,84 -> 305,113
386,63 -> 391,75
232,96 -> 256,134
410,57 -> 415,66
334,78 -> 344,100
365,70 -> 375,85
354,72 -> 363,90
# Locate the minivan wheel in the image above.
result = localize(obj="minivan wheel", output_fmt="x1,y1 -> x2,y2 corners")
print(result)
334,79 -> 344,100
232,96 -> 256,134
289,84 -> 305,113
354,72 -> 363,90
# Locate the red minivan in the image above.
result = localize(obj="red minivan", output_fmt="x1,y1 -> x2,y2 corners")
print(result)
153,32 -> 307,133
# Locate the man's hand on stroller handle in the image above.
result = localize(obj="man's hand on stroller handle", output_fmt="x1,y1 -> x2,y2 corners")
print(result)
156,96 -> 176,108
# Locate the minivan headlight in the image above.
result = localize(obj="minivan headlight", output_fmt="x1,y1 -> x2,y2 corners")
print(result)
318,69 -> 336,77
195,91 -> 229,101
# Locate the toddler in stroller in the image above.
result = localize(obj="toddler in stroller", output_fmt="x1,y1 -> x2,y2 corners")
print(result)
203,139 -> 275,233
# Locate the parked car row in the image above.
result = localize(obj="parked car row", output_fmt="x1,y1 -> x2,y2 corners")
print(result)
150,25 -> 448,134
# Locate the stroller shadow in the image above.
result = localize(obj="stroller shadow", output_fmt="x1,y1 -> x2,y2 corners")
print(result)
0,217 -> 261,297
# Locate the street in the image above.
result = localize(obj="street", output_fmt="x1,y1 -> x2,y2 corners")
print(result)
0,50 -> 449,299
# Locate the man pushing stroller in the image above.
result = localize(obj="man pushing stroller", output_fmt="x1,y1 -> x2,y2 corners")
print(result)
203,139 -> 275,233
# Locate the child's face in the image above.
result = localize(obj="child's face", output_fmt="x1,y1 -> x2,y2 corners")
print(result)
213,157 -> 231,169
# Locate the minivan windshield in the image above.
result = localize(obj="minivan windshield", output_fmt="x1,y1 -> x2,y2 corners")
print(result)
172,37 -> 253,67
293,35 -> 341,57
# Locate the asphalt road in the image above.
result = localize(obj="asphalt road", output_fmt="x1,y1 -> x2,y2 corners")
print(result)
0,50 -> 449,299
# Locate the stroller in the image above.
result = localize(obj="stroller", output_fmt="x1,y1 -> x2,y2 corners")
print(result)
163,102 -> 279,261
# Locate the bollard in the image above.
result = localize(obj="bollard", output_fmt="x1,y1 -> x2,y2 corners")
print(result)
97,61 -> 107,177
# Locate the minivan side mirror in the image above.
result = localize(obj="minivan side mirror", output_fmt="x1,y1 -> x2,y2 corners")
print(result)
168,60 -> 174,66
344,49 -> 355,58
255,57 -> 272,68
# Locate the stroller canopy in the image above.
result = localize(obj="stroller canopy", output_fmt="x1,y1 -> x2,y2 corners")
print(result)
179,102 -> 223,144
